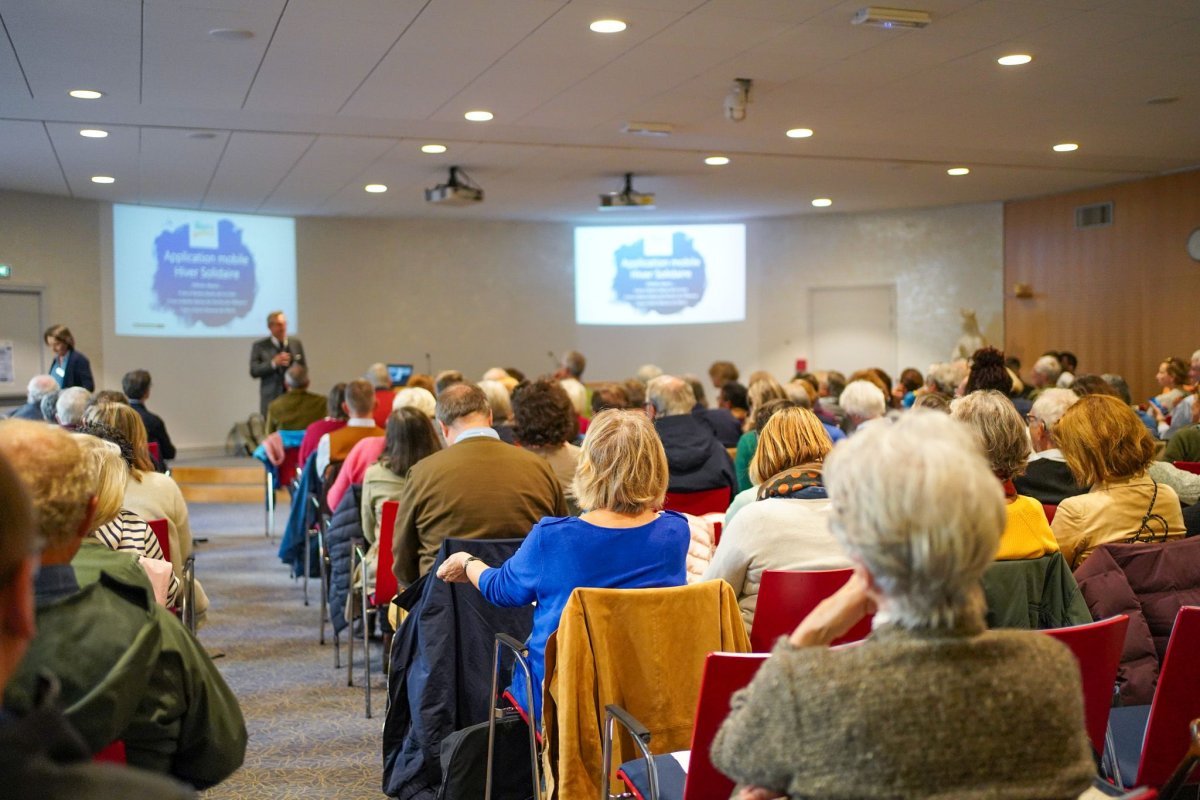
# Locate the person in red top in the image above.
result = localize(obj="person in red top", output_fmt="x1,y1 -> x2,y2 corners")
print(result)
298,383 -> 348,467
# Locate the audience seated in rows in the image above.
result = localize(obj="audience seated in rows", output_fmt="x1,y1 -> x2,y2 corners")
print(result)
1163,391 -> 1200,462
315,379 -> 383,480
367,363 -> 396,430
55,386 -> 90,429
0,446 -> 197,798
1148,356 -> 1189,435
704,406 -> 848,630
265,364 -> 326,435
435,409 -> 689,723
840,378 -> 888,434
297,382 -> 348,466
735,377 -> 788,491
710,411 -> 1095,799
1014,388 -> 1087,504
392,384 -> 566,585
1162,349 -> 1200,440
685,375 -> 742,448
0,420 -> 245,790
951,390 -> 1060,560
646,375 -> 735,498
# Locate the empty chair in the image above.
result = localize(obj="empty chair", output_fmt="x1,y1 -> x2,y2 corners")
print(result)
1106,606 -> 1200,791
749,568 -> 872,652
611,652 -> 769,800
1042,615 -> 1130,756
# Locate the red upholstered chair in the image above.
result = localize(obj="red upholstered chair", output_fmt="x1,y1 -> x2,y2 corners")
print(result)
147,517 -> 169,562
1042,503 -> 1058,524
663,488 -> 732,517
1041,614 -> 1129,756
613,652 -> 770,800
749,569 -> 873,652
1173,462 -> 1200,476
1106,606 -> 1200,790
351,499 -> 400,718
92,740 -> 127,764
146,441 -> 160,462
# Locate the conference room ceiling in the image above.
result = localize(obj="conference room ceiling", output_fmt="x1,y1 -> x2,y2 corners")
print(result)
0,0 -> 1197,222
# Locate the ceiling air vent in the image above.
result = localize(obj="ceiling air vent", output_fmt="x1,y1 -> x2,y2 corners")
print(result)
1075,202 -> 1113,229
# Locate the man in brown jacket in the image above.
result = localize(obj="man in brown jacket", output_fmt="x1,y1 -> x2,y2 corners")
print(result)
393,383 -> 567,585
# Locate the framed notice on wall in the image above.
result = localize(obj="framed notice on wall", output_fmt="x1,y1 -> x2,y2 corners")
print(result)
0,287 -> 46,403
0,341 -> 13,385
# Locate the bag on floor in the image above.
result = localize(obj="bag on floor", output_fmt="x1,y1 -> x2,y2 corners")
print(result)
436,709 -> 534,800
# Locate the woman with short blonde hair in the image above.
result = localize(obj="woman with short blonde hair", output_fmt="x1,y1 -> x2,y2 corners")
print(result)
1053,394 -> 1186,566
436,409 -> 688,724
705,405 -> 848,629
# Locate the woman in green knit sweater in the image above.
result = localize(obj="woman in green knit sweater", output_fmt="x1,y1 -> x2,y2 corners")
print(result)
711,411 -> 1095,800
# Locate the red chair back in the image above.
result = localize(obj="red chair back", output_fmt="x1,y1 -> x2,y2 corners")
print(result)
750,569 -> 873,652
372,500 -> 400,607
1137,606 -> 1200,786
1173,462 -> 1200,476
92,740 -> 127,764
1042,503 -> 1057,524
147,518 -> 170,562
278,446 -> 301,485
146,441 -> 161,461
1041,614 -> 1129,756
663,488 -> 732,517
683,652 -> 769,800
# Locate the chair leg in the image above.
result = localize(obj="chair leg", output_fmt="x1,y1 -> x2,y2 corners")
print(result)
265,471 -> 274,538
317,529 -> 328,645
302,527 -> 311,607
333,627 -> 341,669
364,578 -> 372,719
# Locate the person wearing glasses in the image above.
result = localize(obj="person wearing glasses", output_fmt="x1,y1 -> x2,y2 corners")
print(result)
1012,388 -> 1088,505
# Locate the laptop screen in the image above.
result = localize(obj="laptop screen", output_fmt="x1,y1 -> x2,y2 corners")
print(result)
386,363 -> 413,388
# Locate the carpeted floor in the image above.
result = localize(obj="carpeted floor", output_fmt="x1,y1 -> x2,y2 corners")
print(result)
193,501 -> 388,800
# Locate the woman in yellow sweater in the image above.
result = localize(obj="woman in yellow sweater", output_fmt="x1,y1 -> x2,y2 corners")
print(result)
951,390 -> 1059,559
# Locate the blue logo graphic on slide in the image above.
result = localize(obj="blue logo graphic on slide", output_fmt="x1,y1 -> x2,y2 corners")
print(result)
152,220 -> 257,327
612,232 -> 706,315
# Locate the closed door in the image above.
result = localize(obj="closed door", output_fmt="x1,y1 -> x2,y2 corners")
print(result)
808,285 -> 896,377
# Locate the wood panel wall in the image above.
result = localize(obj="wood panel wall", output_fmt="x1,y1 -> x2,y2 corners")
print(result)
1004,168 -> 1200,404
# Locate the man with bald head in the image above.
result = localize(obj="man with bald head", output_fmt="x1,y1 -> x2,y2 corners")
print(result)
0,440 -> 195,797
393,383 -> 568,585
7,374 -> 58,420
0,420 -> 245,789
646,375 -> 736,499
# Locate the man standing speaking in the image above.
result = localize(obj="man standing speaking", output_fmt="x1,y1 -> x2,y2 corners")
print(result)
249,310 -> 306,416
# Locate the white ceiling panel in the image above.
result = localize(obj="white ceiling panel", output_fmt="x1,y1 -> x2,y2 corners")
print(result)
2,0 -> 141,102
137,127 -> 230,207
341,0 -> 566,121
263,134 -> 395,213
0,121 -> 68,195
244,0 -> 426,114
142,3 -> 278,109
204,131 -> 315,212
0,16 -> 32,103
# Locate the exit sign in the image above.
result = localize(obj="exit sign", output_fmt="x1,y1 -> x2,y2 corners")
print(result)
0,265 -> 9,278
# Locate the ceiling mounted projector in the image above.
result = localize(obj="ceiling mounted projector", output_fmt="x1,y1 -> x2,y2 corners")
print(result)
598,173 -> 655,211
851,7 -> 931,28
425,166 -> 483,206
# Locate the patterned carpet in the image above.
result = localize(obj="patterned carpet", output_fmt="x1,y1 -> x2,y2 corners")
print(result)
193,501 -> 388,800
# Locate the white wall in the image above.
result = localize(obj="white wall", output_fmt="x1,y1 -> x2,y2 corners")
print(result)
0,189 -> 1002,451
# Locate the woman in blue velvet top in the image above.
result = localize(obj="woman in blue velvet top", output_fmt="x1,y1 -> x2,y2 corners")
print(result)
436,408 -> 689,723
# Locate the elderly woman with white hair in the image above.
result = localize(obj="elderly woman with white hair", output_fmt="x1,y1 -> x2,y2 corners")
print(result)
711,411 -> 1094,799
839,379 -> 887,433
951,389 -> 1060,560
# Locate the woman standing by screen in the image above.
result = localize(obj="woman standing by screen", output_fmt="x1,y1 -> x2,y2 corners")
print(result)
44,324 -> 94,392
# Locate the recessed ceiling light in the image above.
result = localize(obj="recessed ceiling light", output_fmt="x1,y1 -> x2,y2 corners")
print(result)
91,176 -> 115,184
786,127 -> 814,139
187,131 -> 217,140
364,184 -> 388,193
68,89 -> 103,100
208,28 -> 254,40
811,198 -> 832,207
997,54 -> 1032,66
1053,143 -> 1079,152
464,110 -> 494,122
704,156 -> 730,166
421,144 -> 447,154
589,19 -> 627,33
947,167 -> 970,176
79,128 -> 108,138
1146,96 -> 1179,105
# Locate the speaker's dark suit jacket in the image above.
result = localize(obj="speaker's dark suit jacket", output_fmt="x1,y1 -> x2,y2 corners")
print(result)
249,337 -> 305,416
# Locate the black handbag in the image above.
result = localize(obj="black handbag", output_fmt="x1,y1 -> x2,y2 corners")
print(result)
437,710 -> 534,800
